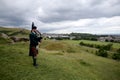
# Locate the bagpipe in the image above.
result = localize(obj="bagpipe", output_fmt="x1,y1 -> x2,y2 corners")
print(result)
35,30 -> 43,42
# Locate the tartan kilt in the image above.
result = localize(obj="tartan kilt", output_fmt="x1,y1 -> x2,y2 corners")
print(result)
29,45 -> 38,56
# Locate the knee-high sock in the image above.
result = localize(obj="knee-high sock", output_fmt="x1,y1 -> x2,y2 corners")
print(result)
32,56 -> 37,65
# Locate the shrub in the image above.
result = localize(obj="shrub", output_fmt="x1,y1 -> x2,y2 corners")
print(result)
94,44 -> 101,49
96,48 -> 108,57
112,48 -> 120,60
103,43 -> 113,50
112,53 -> 120,60
79,41 -> 84,46
79,41 -> 113,51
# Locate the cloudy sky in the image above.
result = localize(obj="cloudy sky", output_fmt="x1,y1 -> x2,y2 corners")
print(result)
0,0 -> 120,34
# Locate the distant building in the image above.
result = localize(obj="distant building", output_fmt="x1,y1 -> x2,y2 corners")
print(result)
98,35 -> 120,42
69,36 -> 76,40
98,36 -> 113,42
42,33 -> 70,39
113,35 -> 120,42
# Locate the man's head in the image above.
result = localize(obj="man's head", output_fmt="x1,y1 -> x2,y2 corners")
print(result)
32,26 -> 37,29
32,26 -> 37,31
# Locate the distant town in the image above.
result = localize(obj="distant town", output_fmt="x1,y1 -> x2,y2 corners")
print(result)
0,27 -> 120,43
42,33 -> 120,42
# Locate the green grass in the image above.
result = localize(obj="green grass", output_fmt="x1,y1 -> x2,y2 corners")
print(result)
79,40 -> 120,49
0,37 -> 12,44
0,40 -> 120,80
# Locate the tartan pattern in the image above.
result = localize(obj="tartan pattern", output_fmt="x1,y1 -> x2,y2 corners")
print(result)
29,46 -> 38,56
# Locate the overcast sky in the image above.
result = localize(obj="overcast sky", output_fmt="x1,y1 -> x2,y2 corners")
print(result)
0,0 -> 120,34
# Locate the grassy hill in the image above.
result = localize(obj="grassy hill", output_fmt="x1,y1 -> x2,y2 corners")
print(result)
0,27 -> 30,37
0,39 -> 120,80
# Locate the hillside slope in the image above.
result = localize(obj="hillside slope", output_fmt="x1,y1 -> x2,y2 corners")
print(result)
0,27 -> 30,37
0,40 -> 120,80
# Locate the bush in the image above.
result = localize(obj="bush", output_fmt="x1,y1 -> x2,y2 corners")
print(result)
79,41 -> 113,51
112,53 -> 120,60
79,42 -> 84,45
96,48 -> 108,57
103,43 -> 113,50
112,48 -> 120,60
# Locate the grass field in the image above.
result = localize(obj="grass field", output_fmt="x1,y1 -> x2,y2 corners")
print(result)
0,40 -> 120,80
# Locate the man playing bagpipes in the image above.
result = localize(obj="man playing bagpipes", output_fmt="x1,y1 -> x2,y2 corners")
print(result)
29,22 -> 42,66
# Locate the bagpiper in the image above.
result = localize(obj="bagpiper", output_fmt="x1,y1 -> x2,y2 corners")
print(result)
29,22 -> 42,66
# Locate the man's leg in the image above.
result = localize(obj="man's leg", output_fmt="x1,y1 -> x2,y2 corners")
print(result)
31,46 -> 38,66
32,56 -> 38,66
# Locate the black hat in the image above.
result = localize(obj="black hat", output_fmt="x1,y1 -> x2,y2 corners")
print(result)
32,26 -> 37,29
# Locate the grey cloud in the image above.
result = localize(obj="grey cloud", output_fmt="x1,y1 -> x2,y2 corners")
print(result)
40,16 -> 120,34
1,0 -> 120,24
0,0 -> 120,34
38,0 -> 120,23
0,0 -> 39,26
